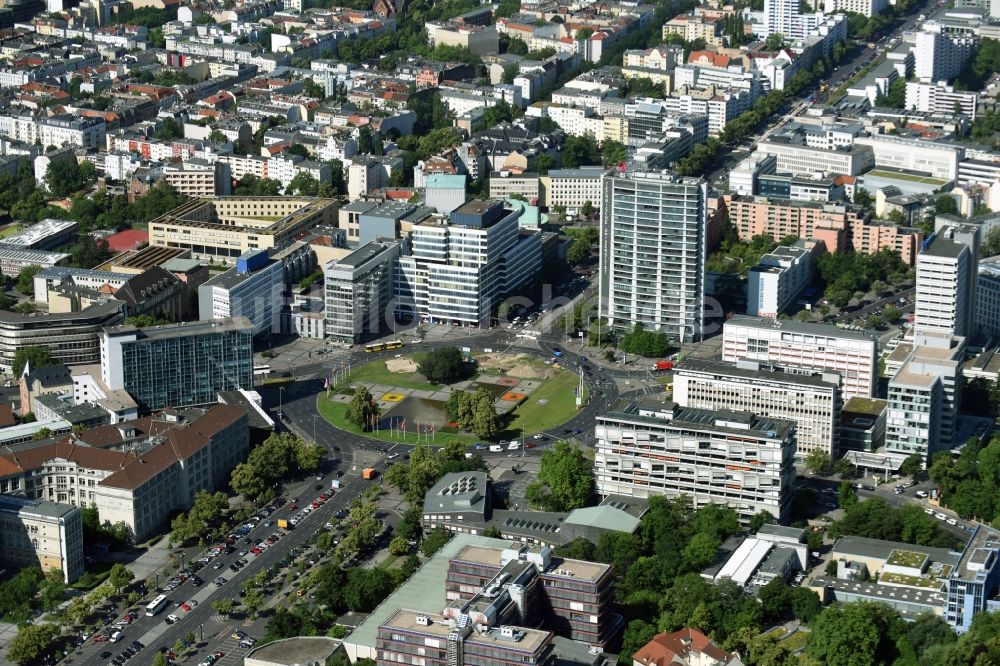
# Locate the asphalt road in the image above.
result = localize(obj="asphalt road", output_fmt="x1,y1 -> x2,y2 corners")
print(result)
73,471 -> 379,666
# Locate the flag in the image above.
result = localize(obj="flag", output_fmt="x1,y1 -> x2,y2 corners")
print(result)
324,377 -> 329,390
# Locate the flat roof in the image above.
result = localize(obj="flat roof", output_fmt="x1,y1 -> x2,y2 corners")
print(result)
924,237 -> 966,259
679,358 -> 840,389
3,218 -> 75,246
842,396 -> 888,416
602,400 -> 796,440
105,317 -> 253,340
0,494 -> 78,519
725,315 -> 877,342
246,637 -> 341,664
201,260 -> 279,290
562,505 -> 640,533
834,535 -> 960,566
345,533 -> 510,652
451,543 -> 609,582
381,609 -> 550,653
334,241 -> 398,269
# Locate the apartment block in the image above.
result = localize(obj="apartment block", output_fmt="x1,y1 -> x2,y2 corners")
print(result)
914,224 -> 979,339
595,401 -> 796,524
905,81 -> 978,120
162,159 -> 232,197
885,332 -> 966,466
914,29 -> 977,83
722,315 -> 878,398
101,318 -> 254,412
149,197 -> 338,264
540,167 -> 608,214
489,171 -> 541,203
324,240 -> 402,345
661,14 -> 724,48
851,218 -> 923,266
747,245 -> 814,318
722,196 -> 854,254
198,249 -> 285,337
822,0 -> 887,17
945,526 -> 1000,633
445,542 -> 622,650
674,359 -> 840,458
599,171 -> 706,343
0,405 -> 249,542
0,495 -> 83,584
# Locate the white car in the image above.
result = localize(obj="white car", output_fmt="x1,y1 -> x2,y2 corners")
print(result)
947,518 -> 958,526
935,513 -> 947,520
924,508 -> 934,515
167,615 -> 180,624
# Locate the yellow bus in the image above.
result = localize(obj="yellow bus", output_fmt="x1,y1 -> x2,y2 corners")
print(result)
364,342 -> 386,353
384,340 -> 404,350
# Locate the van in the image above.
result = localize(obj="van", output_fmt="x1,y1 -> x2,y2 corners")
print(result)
507,442 -> 521,450
915,490 -> 929,499
489,445 -> 503,452
110,632 -> 122,643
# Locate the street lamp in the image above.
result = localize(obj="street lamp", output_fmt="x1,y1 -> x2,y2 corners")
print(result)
312,415 -> 317,444
199,624 -> 203,642
278,386 -> 285,418
154,573 -> 159,590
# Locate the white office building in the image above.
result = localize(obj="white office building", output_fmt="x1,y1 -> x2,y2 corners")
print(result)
914,224 -> 979,339
976,256 -> 1000,337
598,171 -> 706,343
854,134 -> 964,182
395,200 -> 541,326
324,240 -> 402,344
673,359 -> 842,458
198,250 -> 285,337
756,140 -> 875,177
595,401 -> 797,524
885,332 -> 966,466
747,245 -> 813,318
822,0 -> 887,17
722,315 -> 878,398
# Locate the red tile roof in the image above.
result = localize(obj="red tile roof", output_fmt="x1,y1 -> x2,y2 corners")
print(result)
105,229 -> 149,252
633,628 -> 737,666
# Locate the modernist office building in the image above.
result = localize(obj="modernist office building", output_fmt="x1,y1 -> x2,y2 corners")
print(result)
673,358 -> 841,458
595,401 -> 797,524
100,318 -> 254,412
598,171 -> 707,343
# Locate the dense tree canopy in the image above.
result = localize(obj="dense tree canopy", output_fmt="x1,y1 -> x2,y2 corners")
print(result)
526,441 -> 594,511
418,347 -> 466,384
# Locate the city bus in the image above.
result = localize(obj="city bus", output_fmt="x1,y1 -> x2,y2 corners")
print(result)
384,340 -> 404,350
145,594 -> 168,616
364,342 -> 386,353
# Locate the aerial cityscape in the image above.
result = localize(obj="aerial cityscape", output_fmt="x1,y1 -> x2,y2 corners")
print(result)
0,0 -> 997,663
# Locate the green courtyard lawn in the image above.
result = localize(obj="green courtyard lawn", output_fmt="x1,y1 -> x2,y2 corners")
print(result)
341,352 -> 442,391
316,391 -> 474,446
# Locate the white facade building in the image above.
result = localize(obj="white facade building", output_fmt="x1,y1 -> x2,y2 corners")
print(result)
673,359 -> 841,458
595,402 -> 797,524
747,245 -> 813,318
599,171 -> 706,343
914,28 -> 977,83
905,81 -> 978,120
914,224 -> 979,339
976,257 -> 1000,337
854,134 -> 964,181
198,251 -> 285,337
722,315 -> 878,398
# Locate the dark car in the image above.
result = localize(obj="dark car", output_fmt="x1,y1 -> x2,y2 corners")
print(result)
100,651 -> 112,660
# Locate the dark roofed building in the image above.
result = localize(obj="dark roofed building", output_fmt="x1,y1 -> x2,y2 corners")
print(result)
113,266 -> 184,321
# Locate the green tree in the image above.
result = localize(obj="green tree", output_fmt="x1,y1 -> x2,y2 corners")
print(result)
899,453 -> 924,477
420,526 -> 452,557
230,462 -> 267,500
525,442 -> 594,511
765,33 -> 785,50
749,510 -> 775,532
108,562 -> 134,593
153,653 -> 169,666
45,158 -> 95,196
418,347 -> 465,384
285,172 -> 319,196
7,624 -> 59,666
15,265 -> 41,295
758,577 -> 792,622
470,389 -> 501,440
804,449 -> 831,475
389,536 -> 410,556
936,195 -> 959,215
805,602 -> 901,666
566,238 -> 592,265
789,587 -> 823,623
347,386 -> 380,431
243,588 -> 263,618
601,140 -> 627,166
211,597 -> 235,617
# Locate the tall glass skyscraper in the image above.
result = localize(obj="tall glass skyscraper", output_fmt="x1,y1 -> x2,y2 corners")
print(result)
598,171 -> 707,343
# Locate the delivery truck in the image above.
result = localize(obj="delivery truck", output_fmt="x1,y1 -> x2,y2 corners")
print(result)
277,519 -> 290,529
652,360 -> 673,372
362,468 -> 377,480
330,479 -> 342,489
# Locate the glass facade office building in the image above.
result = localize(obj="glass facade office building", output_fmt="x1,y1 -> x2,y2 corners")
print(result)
101,318 -> 253,412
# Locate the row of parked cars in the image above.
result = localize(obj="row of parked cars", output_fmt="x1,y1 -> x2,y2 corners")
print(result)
103,639 -> 143,665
